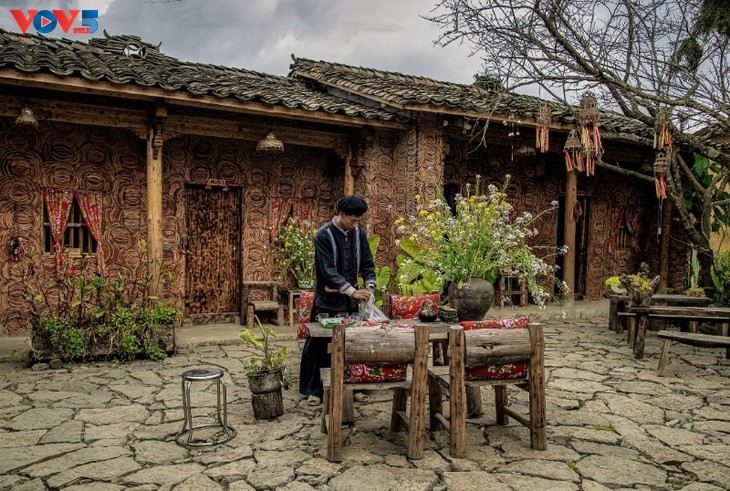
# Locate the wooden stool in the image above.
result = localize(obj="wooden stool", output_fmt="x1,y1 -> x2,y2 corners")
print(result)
176,367 -> 236,447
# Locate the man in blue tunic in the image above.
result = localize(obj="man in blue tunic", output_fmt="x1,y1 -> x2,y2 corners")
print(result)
299,195 -> 376,406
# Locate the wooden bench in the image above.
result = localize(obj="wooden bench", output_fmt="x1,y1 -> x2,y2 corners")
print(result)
656,330 -> 730,376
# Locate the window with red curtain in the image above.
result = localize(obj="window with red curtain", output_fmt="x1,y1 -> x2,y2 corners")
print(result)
42,190 -> 103,273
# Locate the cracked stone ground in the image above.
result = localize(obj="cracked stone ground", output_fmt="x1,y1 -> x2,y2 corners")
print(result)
0,315 -> 728,490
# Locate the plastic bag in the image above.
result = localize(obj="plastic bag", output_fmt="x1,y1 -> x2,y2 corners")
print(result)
358,295 -> 390,322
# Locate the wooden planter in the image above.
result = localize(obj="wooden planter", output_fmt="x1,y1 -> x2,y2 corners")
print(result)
248,368 -> 285,420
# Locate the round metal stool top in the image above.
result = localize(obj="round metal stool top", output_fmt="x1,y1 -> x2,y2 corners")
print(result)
182,367 -> 224,381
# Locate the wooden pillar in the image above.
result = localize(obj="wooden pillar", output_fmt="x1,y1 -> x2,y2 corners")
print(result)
146,106 -> 166,297
344,147 -> 354,195
563,170 -> 578,302
659,199 -> 672,289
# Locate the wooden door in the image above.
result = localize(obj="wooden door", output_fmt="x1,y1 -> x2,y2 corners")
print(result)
184,186 -> 241,315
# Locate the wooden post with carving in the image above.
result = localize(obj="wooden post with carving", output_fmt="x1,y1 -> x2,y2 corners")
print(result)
146,105 -> 166,297
563,170 -> 578,302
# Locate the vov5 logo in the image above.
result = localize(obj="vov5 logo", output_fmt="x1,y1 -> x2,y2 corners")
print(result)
10,10 -> 99,35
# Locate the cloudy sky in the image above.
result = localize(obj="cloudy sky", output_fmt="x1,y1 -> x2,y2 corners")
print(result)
0,0 -> 485,84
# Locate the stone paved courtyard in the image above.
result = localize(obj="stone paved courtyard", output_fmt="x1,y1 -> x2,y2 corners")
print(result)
0,313 -> 729,490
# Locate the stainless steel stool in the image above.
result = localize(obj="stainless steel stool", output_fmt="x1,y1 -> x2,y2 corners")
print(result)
175,367 -> 236,447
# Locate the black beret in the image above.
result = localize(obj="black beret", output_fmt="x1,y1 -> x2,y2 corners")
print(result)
337,195 -> 368,215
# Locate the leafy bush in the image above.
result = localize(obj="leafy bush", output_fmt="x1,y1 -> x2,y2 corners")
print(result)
24,242 -> 179,362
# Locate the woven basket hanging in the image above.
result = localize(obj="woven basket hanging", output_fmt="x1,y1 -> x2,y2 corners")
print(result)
579,92 -> 603,176
653,149 -> 668,199
563,129 -> 583,172
536,102 -> 551,153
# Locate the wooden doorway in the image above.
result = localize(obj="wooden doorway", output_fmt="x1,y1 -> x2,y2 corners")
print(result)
556,195 -> 591,299
184,185 -> 242,320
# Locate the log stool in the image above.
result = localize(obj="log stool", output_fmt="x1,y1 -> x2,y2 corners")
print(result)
176,367 -> 236,447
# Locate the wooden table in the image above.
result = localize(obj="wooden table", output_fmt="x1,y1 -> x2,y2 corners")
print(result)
280,287 -> 310,328
609,294 -> 713,333
629,305 -> 730,359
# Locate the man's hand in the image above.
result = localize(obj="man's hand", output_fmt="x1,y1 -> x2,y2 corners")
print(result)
352,288 -> 374,302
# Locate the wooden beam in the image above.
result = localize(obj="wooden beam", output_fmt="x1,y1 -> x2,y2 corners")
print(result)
344,146 -> 354,195
165,114 -> 350,151
563,170 -> 578,302
0,94 -> 148,137
0,94 -> 353,150
0,70 -> 409,130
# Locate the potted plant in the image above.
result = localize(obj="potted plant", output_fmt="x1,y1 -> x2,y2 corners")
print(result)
620,263 -> 660,307
395,175 -> 566,320
276,217 -> 316,289
239,315 -> 289,419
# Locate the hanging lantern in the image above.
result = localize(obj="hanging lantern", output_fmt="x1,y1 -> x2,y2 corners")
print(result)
579,91 -> 603,176
563,129 -> 583,172
653,150 -> 668,199
536,102 -> 551,153
654,108 -> 673,150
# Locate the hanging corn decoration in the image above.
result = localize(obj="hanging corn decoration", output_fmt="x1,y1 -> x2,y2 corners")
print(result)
563,129 -> 583,172
653,149 -> 668,199
654,108 -> 673,150
579,92 -> 603,176
536,102 -> 551,153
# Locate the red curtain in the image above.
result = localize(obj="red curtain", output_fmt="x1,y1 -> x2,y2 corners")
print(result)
294,198 -> 316,227
43,188 -> 74,273
76,191 -> 105,274
608,206 -> 640,254
269,197 -> 294,244
270,197 -> 317,244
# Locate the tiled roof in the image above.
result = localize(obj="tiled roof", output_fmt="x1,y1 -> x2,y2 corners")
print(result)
289,57 -> 651,136
0,29 -> 404,123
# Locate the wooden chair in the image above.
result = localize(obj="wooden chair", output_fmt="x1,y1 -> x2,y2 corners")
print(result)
243,281 -> 284,328
320,324 -> 429,462
497,273 -> 528,308
428,322 -> 546,457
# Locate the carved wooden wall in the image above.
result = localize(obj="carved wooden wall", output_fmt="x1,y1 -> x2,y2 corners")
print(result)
0,118 -> 339,334
442,138 -> 685,300
0,117 -> 147,335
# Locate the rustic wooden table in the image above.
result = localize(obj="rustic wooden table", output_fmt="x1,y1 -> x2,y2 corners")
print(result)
628,305 -> 730,359
609,294 -> 713,333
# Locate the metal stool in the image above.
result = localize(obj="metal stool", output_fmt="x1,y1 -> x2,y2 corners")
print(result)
175,367 -> 236,447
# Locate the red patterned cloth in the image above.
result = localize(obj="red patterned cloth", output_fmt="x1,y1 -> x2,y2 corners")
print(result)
296,290 -> 315,341
390,293 -> 440,319
459,316 -> 531,381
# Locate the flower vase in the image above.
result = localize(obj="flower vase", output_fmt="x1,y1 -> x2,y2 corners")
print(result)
448,277 -> 495,321
297,280 -> 314,290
